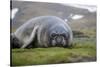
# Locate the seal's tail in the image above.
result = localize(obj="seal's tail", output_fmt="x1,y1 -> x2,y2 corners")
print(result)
10,33 -> 22,48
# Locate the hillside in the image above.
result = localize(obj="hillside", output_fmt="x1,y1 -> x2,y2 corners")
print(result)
11,1 -> 96,36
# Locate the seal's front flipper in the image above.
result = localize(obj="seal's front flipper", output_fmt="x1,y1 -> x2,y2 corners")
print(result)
21,26 -> 39,48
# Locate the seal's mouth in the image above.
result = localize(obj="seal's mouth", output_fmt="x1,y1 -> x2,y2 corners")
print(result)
55,36 -> 64,46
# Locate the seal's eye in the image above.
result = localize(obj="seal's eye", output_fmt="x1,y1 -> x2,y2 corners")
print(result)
61,33 -> 66,37
51,33 -> 56,37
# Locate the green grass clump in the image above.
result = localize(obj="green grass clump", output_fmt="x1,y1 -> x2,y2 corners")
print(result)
12,38 -> 96,66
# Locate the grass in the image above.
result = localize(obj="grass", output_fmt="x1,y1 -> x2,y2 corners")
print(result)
11,38 -> 96,66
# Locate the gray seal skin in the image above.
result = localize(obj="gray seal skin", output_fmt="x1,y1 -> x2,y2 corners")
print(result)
12,16 -> 73,48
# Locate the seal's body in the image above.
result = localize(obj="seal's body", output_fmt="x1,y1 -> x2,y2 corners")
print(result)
11,16 -> 73,48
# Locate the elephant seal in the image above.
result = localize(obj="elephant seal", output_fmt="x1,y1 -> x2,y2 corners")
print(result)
11,16 -> 73,48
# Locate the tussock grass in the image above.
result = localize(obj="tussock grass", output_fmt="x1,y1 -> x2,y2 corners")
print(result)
12,38 -> 96,66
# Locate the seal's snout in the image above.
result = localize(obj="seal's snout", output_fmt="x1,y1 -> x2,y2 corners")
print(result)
56,36 -> 63,43
55,35 -> 65,46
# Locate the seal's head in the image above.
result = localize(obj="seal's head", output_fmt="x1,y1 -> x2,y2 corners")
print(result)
49,25 -> 69,47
